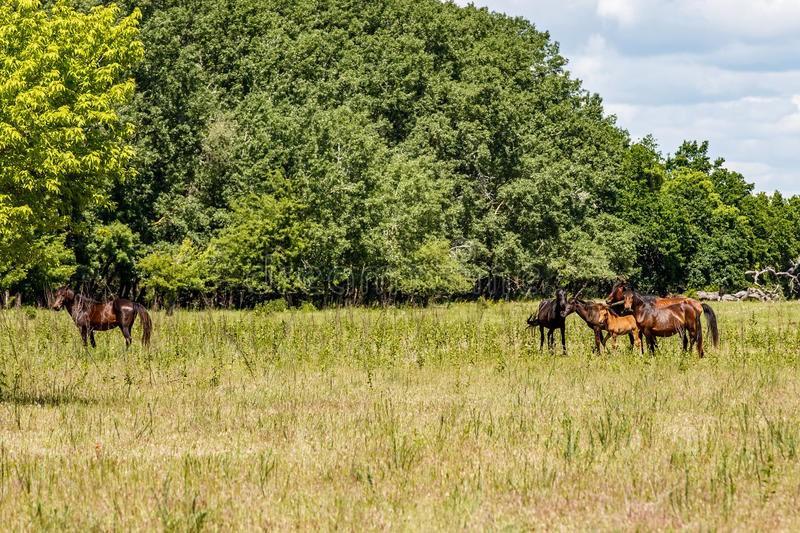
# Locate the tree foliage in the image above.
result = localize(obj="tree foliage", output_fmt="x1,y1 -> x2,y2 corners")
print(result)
0,0 -> 142,287
4,0 -> 800,304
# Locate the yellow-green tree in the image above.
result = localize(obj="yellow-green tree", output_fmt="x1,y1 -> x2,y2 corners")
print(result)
0,0 -> 142,287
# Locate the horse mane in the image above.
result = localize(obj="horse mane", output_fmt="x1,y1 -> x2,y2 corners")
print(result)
571,298 -> 606,312
623,287 -> 658,303
69,292 -> 109,313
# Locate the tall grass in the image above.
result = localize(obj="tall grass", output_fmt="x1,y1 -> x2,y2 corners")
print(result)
0,301 -> 799,530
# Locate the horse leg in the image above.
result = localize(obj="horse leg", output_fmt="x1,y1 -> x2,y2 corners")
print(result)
695,318 -> 704,358
120,324 -> 133,349
89,330 -> 97,348
80,327 -> 89,348
646,332 -> 656,355
688,323 -> 697,352
560,326 -> 567,354
600,329 -> 608,349
547,329 -> 555,350
606,332 -> 617,349
594,329 -> 605,353
539,326 -> 545,351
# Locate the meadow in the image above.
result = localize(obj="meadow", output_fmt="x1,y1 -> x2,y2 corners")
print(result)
1,301 -> 800,531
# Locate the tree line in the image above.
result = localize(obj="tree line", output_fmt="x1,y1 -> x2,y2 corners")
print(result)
2,0 -> 799,308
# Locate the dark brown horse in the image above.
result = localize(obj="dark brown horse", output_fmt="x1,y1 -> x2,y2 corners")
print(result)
52,288 -> 152,348
561,298 -> 639,352
607,280 -> 719,348
527,289 -> 572,353
622,289 -> 708,356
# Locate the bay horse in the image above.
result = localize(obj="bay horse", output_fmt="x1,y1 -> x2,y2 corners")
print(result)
603,307 -> 642,350
527,289 -> 572,353
561,298 -> 640,352
622,289 -> 707,356
606,280 -> 718,348
51,288 -> 152,348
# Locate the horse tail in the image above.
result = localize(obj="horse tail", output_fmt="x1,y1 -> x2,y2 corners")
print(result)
527,314 -> 538,327
702,304 -> 719,348
135,303 -> 152,347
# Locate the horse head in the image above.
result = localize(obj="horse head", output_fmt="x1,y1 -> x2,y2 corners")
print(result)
622,289 -> 637,315
560,285 -> 586,318
606,278 -> 628,305
555,288 -> 568,310
51,287 -> 75,311
560,298 -> 577,318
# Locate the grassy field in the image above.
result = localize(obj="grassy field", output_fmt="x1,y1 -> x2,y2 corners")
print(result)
1,301 -> 800,530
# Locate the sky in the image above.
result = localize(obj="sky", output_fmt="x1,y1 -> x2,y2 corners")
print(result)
456,0 -> 800,194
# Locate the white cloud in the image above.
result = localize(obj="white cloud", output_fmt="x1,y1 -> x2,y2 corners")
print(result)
691,0 -> 800,38
725,161 -> 800,196
596,0 -> 638,25
778,95 -> 800,133
570,34 -> 800,106
457,0 -> 800,194
599,96 -> 800,193
591,0 -> 800,40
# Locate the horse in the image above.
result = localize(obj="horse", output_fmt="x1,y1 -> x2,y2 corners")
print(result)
621,289 -> 706,356
527,289 -> 571,353
561,298 -> 640,352
603,306 -> 642,350
51,288 -> 152,348
606,280 -> 719,348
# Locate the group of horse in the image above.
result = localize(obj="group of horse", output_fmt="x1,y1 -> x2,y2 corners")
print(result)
527,281 -> 719,357
48,281 -> 719,357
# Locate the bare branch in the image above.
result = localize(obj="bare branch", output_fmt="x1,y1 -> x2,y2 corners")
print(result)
745,257 -> 800,297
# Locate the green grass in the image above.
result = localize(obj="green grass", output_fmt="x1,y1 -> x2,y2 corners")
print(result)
1,301 -> 800,530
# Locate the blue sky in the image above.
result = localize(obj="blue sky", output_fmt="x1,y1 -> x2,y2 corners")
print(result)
456,0 -> 800,194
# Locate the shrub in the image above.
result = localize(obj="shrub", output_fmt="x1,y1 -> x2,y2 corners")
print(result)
254,298 -> 288,314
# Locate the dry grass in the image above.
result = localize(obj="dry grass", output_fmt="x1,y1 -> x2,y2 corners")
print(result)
1,301 -> 800,530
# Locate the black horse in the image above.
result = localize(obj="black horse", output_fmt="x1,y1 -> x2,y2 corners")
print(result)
527,289 -> 572,353
52,287 -> 152,348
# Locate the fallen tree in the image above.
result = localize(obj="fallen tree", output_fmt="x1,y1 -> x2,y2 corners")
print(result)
696,287 -> 782,302
745,258 -> 800,295
697,257 -> 800,301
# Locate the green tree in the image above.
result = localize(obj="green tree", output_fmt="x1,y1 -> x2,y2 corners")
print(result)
14,0 -> 800,303
112,0 -> 638,301
138,239 -> 209,308
207,192 -> 314,298
84,221 -> 141,295
0,0 -> 143,287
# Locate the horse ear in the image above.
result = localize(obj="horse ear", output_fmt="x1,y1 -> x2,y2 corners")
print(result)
574,284 -> 587,300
